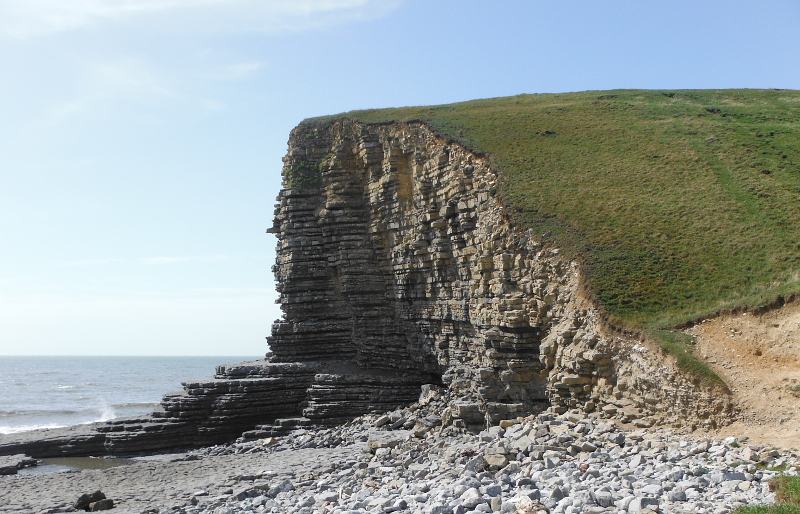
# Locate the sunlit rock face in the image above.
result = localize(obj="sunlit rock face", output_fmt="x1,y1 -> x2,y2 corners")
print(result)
268,119 -> 735,429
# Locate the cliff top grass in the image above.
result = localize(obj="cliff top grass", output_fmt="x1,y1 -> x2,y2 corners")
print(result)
306,89 -> 800,332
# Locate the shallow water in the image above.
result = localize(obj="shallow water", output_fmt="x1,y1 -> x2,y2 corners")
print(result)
18,456 -> 134,475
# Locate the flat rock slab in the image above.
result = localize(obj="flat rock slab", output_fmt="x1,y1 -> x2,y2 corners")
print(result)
0,443 -> 363,513
0,423 -> 107,458
0,454 -> 37,475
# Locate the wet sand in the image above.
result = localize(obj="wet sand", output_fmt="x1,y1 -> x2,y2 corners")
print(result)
1,444 -> 362,513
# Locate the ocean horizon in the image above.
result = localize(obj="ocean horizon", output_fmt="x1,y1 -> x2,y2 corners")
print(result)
0,355 -> 261,434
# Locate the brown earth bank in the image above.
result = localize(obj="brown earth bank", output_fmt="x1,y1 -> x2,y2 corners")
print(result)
685,300 -> 800,450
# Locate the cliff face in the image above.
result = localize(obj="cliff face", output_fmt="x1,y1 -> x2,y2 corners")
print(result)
0,118 -> 737,459
268,119 -> 735,429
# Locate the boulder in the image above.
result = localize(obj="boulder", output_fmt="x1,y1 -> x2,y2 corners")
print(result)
89,499 -> 114,511
75,491 -> 106,511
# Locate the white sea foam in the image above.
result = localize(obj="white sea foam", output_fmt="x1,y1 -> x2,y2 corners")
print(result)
0,423 -> 67,434
98,404 -> 116,422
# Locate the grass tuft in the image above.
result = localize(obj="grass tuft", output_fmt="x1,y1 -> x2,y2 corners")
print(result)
774,475 -> 800,506
734,475 -> 800,514
285,161 -> 322,189
734,507 -> 800,514
651,330 -> 728,390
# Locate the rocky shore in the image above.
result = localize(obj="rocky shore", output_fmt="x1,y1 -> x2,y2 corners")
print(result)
1,389 -> 797,514
3,116 -> 798,513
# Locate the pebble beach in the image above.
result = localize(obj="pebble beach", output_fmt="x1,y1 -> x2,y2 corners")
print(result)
1,390 -> 798,514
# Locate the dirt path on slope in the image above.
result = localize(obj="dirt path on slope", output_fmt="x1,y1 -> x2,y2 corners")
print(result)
685,301 -> 800,450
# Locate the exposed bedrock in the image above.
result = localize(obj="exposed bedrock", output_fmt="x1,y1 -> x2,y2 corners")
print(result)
267,119 -> 735,430
0,119 -> 734,458
0,360 -> 425,457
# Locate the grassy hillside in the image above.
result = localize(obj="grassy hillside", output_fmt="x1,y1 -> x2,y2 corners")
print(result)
307,89 -> 800,331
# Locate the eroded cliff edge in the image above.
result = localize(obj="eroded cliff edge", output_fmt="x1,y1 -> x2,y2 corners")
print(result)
267,118 -> 734,430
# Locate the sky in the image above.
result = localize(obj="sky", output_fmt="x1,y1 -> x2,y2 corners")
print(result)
0,0 -> 798,356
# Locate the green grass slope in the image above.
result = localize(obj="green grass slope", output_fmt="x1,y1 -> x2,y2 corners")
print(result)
307,89 -> 800,332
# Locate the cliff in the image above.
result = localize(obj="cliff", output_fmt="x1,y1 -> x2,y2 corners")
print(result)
265,118 -> 735,430
1,112 -> 743,458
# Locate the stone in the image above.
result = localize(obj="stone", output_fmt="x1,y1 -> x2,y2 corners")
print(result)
592,489 -> 613,507
741,446 -> 758,461
608,432 -> 626,446
484,453 -> 509,470
75,491 -> 106,511
640,484 -> 663,496
88,499 -> 114,512
628,497 -> 658,513
315,491 -> 339,503
484,484 -> 503,497
0,454 -> 36,475
550,487 -> 566,502
515,496 -> 551,514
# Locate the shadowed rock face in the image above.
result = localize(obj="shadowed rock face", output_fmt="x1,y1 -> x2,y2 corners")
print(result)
0,119 -> 736,458
269,120 -> 556,416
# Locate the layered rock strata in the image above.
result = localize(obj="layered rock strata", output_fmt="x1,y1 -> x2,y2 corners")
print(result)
267,119 -> 735,430
0,360 -> 427,457
0,118 -> 734,458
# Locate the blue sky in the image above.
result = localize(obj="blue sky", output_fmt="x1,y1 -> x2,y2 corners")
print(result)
1,0 -> 798,356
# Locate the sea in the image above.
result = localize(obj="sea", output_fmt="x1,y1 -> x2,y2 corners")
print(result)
0,356 -> 259,435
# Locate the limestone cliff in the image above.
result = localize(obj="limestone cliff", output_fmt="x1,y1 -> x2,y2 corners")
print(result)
0,118 -> 736,459
267,118 -> 735,430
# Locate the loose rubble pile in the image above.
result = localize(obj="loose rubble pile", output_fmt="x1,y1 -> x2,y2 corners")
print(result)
1,386 -> 797,514
143,390 -> 797,514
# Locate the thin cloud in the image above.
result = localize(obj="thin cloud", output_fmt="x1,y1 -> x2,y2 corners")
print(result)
42,100 -> 89,127
33,57 -> 212,131
57,258 -> 124,267
193,287 -> 276,295
91,59 -> 181,103
142,256 -> 222,264
0,0 -> 401,38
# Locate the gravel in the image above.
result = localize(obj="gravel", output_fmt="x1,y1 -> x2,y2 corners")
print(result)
1,390 -> 798,514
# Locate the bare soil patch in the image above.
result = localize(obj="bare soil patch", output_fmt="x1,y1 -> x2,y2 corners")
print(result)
685,301 -> 800,450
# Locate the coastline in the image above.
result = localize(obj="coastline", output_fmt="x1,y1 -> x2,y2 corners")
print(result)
0,356 -> 259,438
2,392 -> 798,514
